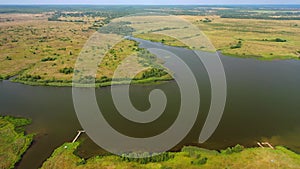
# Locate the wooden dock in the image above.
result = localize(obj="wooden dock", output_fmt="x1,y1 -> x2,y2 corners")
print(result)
257,142 -> 274,149
72,130 -> 85,143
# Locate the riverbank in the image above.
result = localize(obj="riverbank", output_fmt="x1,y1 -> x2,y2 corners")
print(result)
0,116 -> 33,169
1,14 -> 300,84
133,33 -> 300,61
10,75 -> 173,88
41,142 -> 300,169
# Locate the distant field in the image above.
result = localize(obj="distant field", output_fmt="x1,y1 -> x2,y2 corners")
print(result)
0,13 -> 93,79
41,142 -> 300,169
180,15 -> 300,60
0,13 -> 170,86
0,10 -> 300,86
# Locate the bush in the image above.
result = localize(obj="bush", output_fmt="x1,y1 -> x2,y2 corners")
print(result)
231,144 -> 244,153
275,38 -> 287,42
142,68 -> 168,79
97,76 -> 111,83
1,116 -> 32,134
41,57 -> 56,62
6,56 -> 12,60
59,67 -> 74,74
222,144 -> 244,154
202,18 -> 212,23
18,74 -> 42,82
230,41 -> 242,49
182,146 -> 202,158
121,152 -> 174,164
3,75 -> 10,80
58,47 -> 66,51
191,157 -> 208,165
76,159 -> 86,166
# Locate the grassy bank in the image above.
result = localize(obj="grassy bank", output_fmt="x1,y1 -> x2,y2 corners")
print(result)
11,75 -> 173,88
135,33 -> 190,49
41,142 -> 300,169
0,116 -> 33,169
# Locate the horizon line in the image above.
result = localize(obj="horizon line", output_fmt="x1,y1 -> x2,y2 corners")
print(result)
0,3 -> 300,5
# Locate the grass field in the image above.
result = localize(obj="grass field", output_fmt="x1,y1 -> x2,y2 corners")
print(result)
135,33 -> 189,49
0,13 -> 170,86
179,15 -> 300,60
0,13 -> 94,80
0,116 -> 33,169
41,142 -> 300,169
1,13 -> 300,86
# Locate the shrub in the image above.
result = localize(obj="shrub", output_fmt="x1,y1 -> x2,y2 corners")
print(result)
231,144 -> 244,153
182,146 -> 202,158
18,74 -> 42,82
3,75 -> 10,80
58,47 -> 66,51
120,152 -> 174,164
2,116 -> 32,133
202,18 -> 212,23
275,38 -> 287,42
230,41 -> 242,49
142,68 -> 168,79
41,57 -> 56,62
6,56 -> 12,60
76,159 -> 86,166
222,144 -> 244,154
59,67 -> 74,74
191,157 -> 208,165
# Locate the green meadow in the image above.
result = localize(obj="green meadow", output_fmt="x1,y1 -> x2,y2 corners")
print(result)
0,116 -> 33,169
41,142 -> 300,169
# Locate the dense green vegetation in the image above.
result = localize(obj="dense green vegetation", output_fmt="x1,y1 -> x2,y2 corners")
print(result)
120,152 -> 174,164
2,5 -> 300,21
98,21 -> 135,35
59,67 -> 74,74
0,116 -> 33,169
41,142 -> 300,169
230,40 -> 243,49
41,57 -> 57,62
141,68 -> 168,79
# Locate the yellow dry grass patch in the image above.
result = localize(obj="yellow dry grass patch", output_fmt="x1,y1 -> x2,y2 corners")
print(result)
0,14 -> 94,78
178,15 -> 300,59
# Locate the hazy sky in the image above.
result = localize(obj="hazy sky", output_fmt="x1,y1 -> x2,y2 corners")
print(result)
1,0 -> 300,5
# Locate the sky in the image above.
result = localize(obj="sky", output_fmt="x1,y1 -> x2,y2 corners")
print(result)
0,0 -> 300,5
